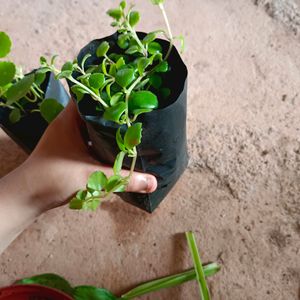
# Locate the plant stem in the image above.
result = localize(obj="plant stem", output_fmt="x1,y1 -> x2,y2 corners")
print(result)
14,101 -> 26,113
129,153 -> 137,177
121,9 -> 148,57
0,103 -> 15,110
186,232 -> 211,300
121,263 -> 220,300
158,3 -> 174,61
68,76 -> 109,108
32,83 -> 44,96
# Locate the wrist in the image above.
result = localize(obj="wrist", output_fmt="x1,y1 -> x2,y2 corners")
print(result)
0,161 -> 44,219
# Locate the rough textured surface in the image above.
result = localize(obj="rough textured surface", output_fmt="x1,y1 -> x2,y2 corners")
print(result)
0,0 -> 300,299
254,0 -> 300,34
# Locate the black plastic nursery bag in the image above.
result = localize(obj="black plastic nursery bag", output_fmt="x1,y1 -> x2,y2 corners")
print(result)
69,33 -> 188,213
0,72 -> 70,153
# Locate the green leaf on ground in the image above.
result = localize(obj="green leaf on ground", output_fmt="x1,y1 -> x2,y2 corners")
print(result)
73,286 -> 117,300
186,231 -> 211,300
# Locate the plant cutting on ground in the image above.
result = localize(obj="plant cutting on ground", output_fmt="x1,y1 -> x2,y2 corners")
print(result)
16,232 -> 219,300
0,32 -> 64,124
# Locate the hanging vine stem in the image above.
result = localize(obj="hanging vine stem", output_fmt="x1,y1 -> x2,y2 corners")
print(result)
158,2 -> 174,60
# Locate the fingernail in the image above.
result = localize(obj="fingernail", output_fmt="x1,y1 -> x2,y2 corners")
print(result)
145,175 -> 157,193
138,175 -> 157,193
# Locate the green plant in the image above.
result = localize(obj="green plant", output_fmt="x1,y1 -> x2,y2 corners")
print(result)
0,32 -> 63,124
17,232 -> 219,299
37,0 -> 185,211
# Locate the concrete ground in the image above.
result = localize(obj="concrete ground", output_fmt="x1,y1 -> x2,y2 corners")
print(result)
0,0 -> 300,299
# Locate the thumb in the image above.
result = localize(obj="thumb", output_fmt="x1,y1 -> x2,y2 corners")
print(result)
86,163 -> 157,194
125,172 -> 157,194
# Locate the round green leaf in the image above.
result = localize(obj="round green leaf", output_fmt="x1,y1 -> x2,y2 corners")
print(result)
155,61 -> 169,72
116,57 -> 125,69
128,91 -> 158,113
137,57 -> 151,76
124,122 -> 142,150
87,171 -> 108,192
116,128 -> 127,152
0,32 -> 12,58
105,175 -> 124,193
34,71 -> 46,85
16,274 -> 74,296
96,41 -> 110,57
110,92 -> 123,106
6,73 -> 34,105
62,61 -> 74,72
125,45 -> 140,55
117,34 -> 129,49
69,198 -> 84,210
120,1 -> 126,9
0,61 -> 16,86
160,87 -> 171,99
151,0 -> 164,4
40,98 -> 64,123
107,8 -> 122,20
9,108 -> 21,124
103,101 -> 126,122
129,11 -> 140,27
148,42 -> 162,55
142,32 -> 157,45
89,73 -> 105,89
149,74 -> 162,89
82,198 -> 101,211
71,85 -> 88,102
73,286 -> 117,300
115,68 -> 135,88
113,151 -> 125,175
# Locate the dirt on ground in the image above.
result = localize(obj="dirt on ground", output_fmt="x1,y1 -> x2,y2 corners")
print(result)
0,0 -> 299,299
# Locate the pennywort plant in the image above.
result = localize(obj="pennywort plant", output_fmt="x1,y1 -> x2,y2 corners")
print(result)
17,231 -> 219,300
38,0 -> 184,211
0,32 -> 64,124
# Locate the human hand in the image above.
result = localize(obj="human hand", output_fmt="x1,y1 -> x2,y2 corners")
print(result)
20,100 -> 158,212
0,101 -> 157,253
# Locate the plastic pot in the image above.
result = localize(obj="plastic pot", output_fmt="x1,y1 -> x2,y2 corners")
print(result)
68,32 -> 188,213
0,284 -> 73,300
0,72 -> 70,153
